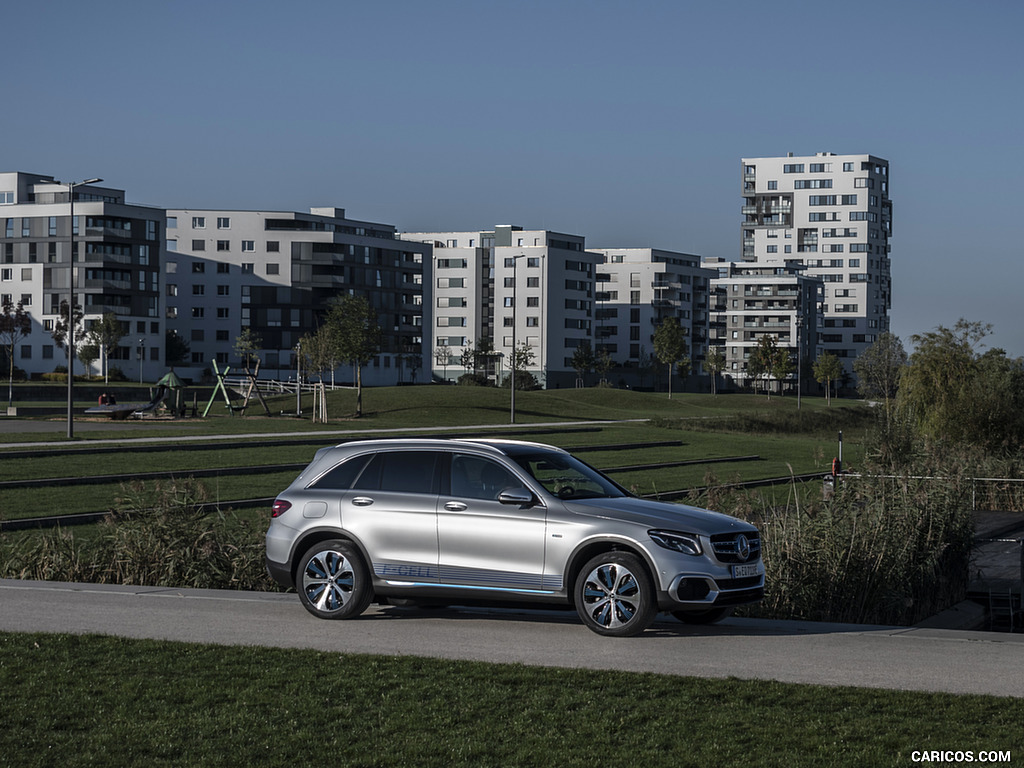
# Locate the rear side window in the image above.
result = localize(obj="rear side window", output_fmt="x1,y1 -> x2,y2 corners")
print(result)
353,451 -> 440,494
310,454 -> 371,490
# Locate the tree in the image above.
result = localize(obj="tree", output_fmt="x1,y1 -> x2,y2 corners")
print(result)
234,327 -> 263,375
813,352 -> 843,406
570,341 -> 595,385
509,341 -> 537,390
0,297 -> 31,408
325,293 -> 382,417
653,317 -> 689,399
899,319 -> 1024,450
77,343 -> 100,377
749,334 -> 784,400
459,341 -> 476,375
705,346 -> 726,395
854,332 -> 907,426
434,346 -> 454,382
595,348 -> 615,385
165,329 -> 190,369
50,300 -> 85,378
86,312 -> 126,384
299,325 -> 337,384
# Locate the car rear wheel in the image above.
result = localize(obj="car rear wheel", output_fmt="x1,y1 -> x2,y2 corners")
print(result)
297,540 -> 372,620
672,607 -> 733,625
574,552 -> 656,637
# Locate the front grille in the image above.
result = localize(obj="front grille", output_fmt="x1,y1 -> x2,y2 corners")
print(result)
711,532 -> 761,563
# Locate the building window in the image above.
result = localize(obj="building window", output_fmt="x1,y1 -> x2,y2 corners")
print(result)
167,239 -> 178,252
217,263 -> 230,273
217,240 -> 229,251
193,285 -> 205,296
217,307 -> 230,319
843,162 -> 854,172
217,217 -> 230,229
783,164 -> 805,173
192,240 -> 206,251
192,217 -> 205,228
266,263 -> 279,275
767,180 -> 778,190
217,285 -> 229,296
167,216 -> 177,228
242,240 -> 255,252
191,307 -> 205,318
192,262 -> 205,273
266,241 -> 279,252
241,263 -> 254,274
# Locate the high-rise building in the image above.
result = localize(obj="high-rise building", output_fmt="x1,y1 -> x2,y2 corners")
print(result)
592,248 -> 716,380
740,153 -> 892,372
400,225 -> 599,387
0,172 -> 164,380
165,207 -> 430,384
704,257 -> 822,392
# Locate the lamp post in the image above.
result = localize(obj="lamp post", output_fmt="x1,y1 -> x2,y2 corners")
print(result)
509,254 -> 527,424
54,177 -> 102,439
138,338 -> 146,385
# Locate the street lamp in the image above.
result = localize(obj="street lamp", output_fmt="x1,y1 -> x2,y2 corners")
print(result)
53,177 -> 102,439
510,253 -> 527,424
138,338 -> 146,384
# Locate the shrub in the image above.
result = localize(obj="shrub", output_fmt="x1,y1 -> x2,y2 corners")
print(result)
0,478 -> 275,591
702,454 -> 975,626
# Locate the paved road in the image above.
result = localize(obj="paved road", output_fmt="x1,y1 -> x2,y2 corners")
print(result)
2,578 -> 1022,698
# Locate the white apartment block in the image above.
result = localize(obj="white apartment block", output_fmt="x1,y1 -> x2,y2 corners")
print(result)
166,207 -> 430,384
1,172 -> 164,380
741,153 -> 892,373
400,225 -> 599,388
592,248 -> 716,379
705,258 -> 822,391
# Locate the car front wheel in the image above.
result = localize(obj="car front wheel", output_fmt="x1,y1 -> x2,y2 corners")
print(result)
297,540 -> 372,620
574,552 -> 656,637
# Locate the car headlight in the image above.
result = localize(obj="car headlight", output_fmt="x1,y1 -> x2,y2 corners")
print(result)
649,530 -> 702,556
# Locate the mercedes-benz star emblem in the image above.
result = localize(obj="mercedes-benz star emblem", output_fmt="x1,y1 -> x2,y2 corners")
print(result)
736,534 -> 751,561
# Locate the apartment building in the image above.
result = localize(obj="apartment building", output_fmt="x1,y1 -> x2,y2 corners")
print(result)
740,152 -> 892,372
165,207 -> 430,384
592,248 -> 716,380
0,172 -> 164,380
400,225 -> 599,388
706,258 -> 822,391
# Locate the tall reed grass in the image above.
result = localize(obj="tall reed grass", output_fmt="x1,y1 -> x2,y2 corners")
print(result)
701,460 -> 976,625
0,478 -> 274,591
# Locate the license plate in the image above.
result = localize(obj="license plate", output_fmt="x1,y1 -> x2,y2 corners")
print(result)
732,563 -> 760,579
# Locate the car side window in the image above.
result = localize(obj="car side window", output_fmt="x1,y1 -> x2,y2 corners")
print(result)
353,451 -> 439,494
451,454 -> 522,500
309,454 -> 371,490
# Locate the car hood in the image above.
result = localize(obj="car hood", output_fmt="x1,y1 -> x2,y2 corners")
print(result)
560,496 -> 756,536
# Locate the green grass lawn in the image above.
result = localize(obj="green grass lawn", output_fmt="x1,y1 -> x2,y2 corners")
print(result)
1,632 -> 1019,768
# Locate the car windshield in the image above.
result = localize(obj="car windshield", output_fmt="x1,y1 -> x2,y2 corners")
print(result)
510,451 -> 629,500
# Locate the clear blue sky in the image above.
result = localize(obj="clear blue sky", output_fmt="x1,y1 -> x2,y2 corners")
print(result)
7,0 -> 1023,356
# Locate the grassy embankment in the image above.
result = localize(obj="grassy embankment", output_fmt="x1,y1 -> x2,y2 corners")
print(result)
0,387 -> 865,520
1,632 -> 1021,768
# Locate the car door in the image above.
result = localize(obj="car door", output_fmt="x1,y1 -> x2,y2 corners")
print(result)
342,450 -> 440,584
436,452 -> 548,592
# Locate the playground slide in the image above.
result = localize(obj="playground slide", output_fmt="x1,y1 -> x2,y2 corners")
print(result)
131,385 -> 168,416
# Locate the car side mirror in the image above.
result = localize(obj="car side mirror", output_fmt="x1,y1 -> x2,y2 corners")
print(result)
498,488 -> 534,506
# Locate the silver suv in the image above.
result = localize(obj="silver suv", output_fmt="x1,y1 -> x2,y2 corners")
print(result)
265,438 -> 764,636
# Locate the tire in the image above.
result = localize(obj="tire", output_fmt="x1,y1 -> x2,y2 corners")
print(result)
574,552 -> 656,637
672,607 -> 733,625
296,540 -> 372,620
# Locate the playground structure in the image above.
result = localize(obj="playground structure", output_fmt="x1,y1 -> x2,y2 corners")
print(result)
202,360 -> 272,417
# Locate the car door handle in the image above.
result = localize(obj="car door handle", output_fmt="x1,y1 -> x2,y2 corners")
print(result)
351,497 -> 374,506
444,501 -> 467,512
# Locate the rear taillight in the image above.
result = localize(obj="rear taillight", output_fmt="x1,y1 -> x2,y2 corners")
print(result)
271,499 -> 292,518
